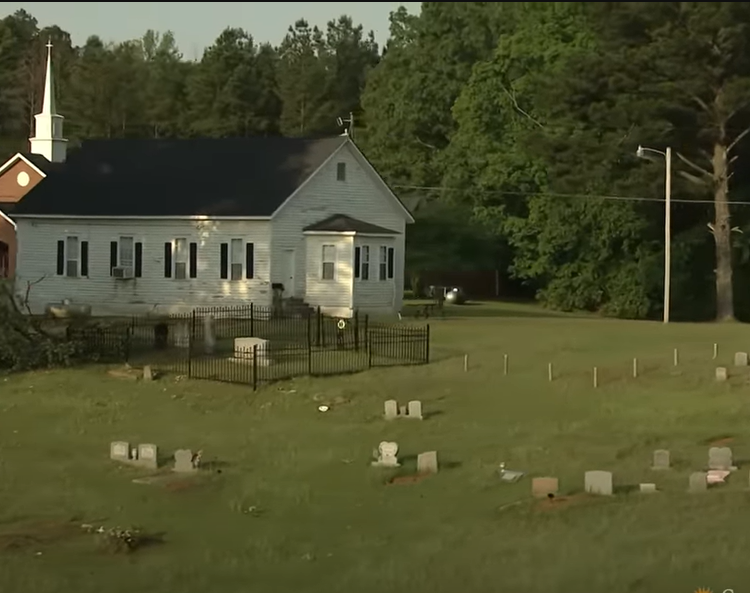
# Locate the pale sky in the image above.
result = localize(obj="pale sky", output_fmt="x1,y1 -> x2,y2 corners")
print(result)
0,2 -> 421,59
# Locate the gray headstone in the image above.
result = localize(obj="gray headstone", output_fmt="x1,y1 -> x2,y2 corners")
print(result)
174,449 -> 197,473
652,449 -> 670,470
716,367 -> 728,381
735,352 -> 749,366
689,471 -> 707,492
110,441 -> 130,461
203,315 -> 216,355
384,400 -> 398,420
532,477 -> 559,498
372,441 -> 400,467
584,470 -> 613,496
407,400 -> 423,420
708,446 -> 734,470
399,405 -> 407,417
143,365 -> 153,381
639,483 -> 657,493
417,451 -> 438,474
137,443 -> 158,470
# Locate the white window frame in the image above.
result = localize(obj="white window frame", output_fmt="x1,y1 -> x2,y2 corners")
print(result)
118,236 -> 134,268
230,238 -> 244,281
66,235 -> 80,278
174,237 -> 188,280
379,245 -> 388,281
322,244 -> 336,280
360,245 -> 370,281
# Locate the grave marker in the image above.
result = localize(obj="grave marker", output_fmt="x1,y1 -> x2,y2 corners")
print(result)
639,483 -> 657,493
708,446 -> 735,471
417,451 -> 438,474
689,472 -> 707,493
584,470 -> 613,496
652,449 -> 670,470
384,400 -> 398,420
531,477 -> 559,498
138,443 -> 158,470
372,442 -> 400,468
407,400 -> 423,420
110,441 -> 130,462
735,352 -> 749,367
716,367 -> 728,382
174,449 -> 198,473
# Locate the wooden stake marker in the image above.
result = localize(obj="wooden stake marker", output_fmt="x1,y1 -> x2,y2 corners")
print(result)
503,354 -> 508,376
548,363 -> 553,382
633,358 -> 638,378
464,354 -> 469,372
593,367 -> 598,388
713,343 -> 718,360
673,348 -> 679,366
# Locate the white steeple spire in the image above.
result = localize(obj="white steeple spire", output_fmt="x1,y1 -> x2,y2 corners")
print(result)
29,39 -> 67,163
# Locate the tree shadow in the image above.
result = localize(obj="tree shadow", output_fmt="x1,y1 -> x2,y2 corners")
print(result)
423,410 -> 444,420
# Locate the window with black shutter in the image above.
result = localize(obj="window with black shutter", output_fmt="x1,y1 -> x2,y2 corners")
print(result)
387,247 -> 395,279
134,242 -> 143,277
245,242 -> 254,279
56,240 -> 65,275
80,241 -> 89,277
109,241 -> 118,275
220,243 -> 229,279
163,242 -> 172,278
189,242 -> 198,278
354,246 -> 361,279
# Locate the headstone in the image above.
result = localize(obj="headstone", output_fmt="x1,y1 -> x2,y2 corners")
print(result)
371,441 -> 400,467
399,405 -> 407,417
234,337 -> 271,366
407,400 -> 423,420
584,470 -> 613,496
716,367 -> 728,381
708,446 -> 735,471
137,443 -> 158,470
689,471 -> 707,492
735,352 -> 748,366
531,477 -> 559,498
639,483 -> 657,493
707,469 -> 730,484
172,323 -> 190,348
174,449 -> 198,473
652,449 -> 670,470
417,451 -> 438,474
204,315 -> 216,355
384,400 -> 398,420
110,441 -> 130,461
143,365 -> 153,381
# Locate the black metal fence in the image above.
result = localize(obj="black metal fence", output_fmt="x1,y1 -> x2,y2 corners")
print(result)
67,304 -> 430,389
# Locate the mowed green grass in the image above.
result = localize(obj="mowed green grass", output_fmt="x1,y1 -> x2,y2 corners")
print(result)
3,302 -> 750,593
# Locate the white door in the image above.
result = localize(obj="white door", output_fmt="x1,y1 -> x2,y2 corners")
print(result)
281,249 -> 296,296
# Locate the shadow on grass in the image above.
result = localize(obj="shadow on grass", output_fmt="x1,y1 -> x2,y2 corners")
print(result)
613,484 -> 640,495
401,301 -> 590,321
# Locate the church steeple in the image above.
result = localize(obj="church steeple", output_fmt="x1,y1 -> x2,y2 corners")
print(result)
29,40 -> 67,163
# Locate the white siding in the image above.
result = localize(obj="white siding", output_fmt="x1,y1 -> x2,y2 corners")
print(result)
305,234 -> 353,317
352,236 -> 397,316
271,142 -> 408,315
15,218 -> 272,316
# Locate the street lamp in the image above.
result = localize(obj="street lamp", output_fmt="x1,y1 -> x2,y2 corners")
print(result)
636,144 -> 672,324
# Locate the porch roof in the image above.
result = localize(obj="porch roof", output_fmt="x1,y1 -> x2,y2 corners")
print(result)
303,214 -> 399,235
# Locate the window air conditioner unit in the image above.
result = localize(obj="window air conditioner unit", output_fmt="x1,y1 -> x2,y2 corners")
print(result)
112,266 -> 134,279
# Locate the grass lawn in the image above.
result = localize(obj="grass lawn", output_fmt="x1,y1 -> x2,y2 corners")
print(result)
3,301 -> 750,592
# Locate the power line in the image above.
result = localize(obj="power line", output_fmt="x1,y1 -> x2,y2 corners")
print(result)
392,184 -> 750,206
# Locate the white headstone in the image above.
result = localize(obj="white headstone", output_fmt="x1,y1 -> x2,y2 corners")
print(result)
138,443 -> 158,470
407,400 -> 423,420
110,441 -> 130,461
417,451 -> 438,474
735,352 -> 749,367
372,441 -> 400,467
384,400 -> 398,419
234,337 -> 271,366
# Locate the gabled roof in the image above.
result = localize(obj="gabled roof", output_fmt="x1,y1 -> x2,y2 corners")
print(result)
0,152 -> 54,178
13,136 -> 349,217
303,214 -> 399,235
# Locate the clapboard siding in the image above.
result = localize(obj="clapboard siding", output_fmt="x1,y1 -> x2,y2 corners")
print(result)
352,236 -> 397,315
271,142 -> 407,315
15,218 -> 272,315
305,234 -> 353,316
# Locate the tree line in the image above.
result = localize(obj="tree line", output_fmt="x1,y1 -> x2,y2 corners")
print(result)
2,3 -> 750,322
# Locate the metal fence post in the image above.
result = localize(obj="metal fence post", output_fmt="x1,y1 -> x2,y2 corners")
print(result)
367,332 -> 373,369
307,334 -> 313,376
316,306 -> 322,347
250,302 -> 255,337
425,324 -> 430,364
187,315 -> 193,378
252,344 -> 258,391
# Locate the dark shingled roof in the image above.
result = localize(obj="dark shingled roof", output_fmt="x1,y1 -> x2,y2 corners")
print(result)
0,202 -> 16,216
13,136 -> 349,217
304,214 -> 399,235
20,152 -> 55,174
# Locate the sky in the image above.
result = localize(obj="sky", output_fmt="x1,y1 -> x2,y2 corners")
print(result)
0,2 -> 422,59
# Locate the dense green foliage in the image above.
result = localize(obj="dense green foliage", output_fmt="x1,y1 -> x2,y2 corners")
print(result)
3,3 -> 750,320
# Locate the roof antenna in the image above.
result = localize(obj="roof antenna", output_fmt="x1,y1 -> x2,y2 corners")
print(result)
336,112 -> 354,139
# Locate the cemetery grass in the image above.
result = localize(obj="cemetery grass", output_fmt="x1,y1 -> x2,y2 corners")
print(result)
3,303 -> 750,592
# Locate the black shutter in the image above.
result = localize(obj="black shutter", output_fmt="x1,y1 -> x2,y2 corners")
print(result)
220,243 -> 229,279
109,241 -> 118,274
387,247 -> 394,279
189,242 -> 198,278
164,242 -> 172,278
56,240 -> 65,275
354,246 -> 361,279
245,242 -> 254,279
80,241 -> 89,277
134,242 -> 143,277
